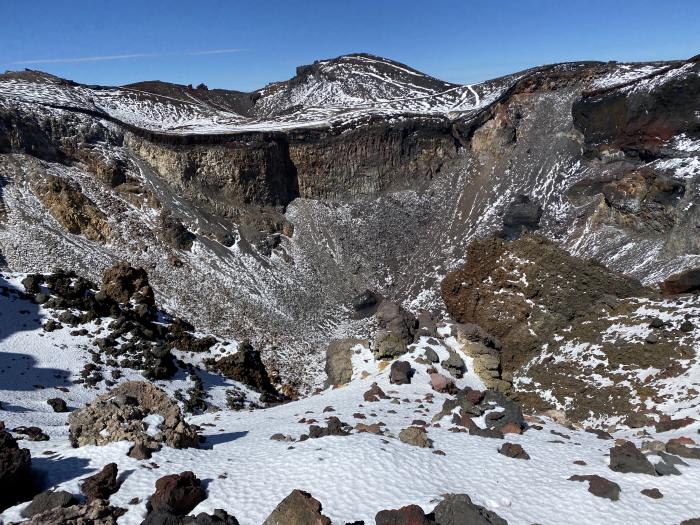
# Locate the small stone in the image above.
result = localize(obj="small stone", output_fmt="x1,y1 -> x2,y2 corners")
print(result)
641,488 -> 663,499
498,442 -> 530,459
680,320 -> 694,333
399,426 -> 432,448
648,317 -> 664,328
569,475 -> 621,501
47,398 -> 68,413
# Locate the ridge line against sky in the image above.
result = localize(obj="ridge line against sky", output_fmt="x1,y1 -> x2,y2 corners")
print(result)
2,0 -> 699,91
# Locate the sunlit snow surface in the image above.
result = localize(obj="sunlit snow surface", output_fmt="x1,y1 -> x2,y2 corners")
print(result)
1,277 -> 699,525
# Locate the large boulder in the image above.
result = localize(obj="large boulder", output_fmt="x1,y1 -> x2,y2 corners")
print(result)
376,504 -> 434,525
660,268 -> 700,295
160,210 -> 195,251
262,489 -> 331,525
146,472 -> 207,517
501,194 -> 542,240
68,381 -> 199,449
325,338 -> 363,387
399,426 -> 432,448
21,490 -> 75,518
81,463 -> 119,503
0,430 -> 38,511
568,475 -> 621,501
101,261 -> 155,305
205,340 -> 278,396
433,494 -> 508,525
14,499 -> 126,524
389,360 -> 413,385
374,301 -> 418,359
609,441 -> 656,475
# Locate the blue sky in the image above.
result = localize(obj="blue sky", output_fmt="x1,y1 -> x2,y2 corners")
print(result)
2,0 -> 698,91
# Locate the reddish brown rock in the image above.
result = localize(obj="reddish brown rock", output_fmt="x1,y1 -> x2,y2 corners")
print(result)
375,504 -> 433,525
262,489 -> 331,525
569,475 -> 621,501
146,471 -> 206,517
101,261 -> 154,305
659,269 -> 700,295
656,416 -> 695,433
81,463 -> 119,503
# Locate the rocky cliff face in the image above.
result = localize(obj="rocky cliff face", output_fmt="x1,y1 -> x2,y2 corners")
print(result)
0,54 -> 698,389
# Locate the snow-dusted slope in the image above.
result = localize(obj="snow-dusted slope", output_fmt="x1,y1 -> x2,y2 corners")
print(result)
1,278 -> 699,525
0,55 -> 514,134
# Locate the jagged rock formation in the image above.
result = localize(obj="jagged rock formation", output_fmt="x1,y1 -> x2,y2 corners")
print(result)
0,53 -> 698,390
68,381 -> 199,448
442,234 -> 700,422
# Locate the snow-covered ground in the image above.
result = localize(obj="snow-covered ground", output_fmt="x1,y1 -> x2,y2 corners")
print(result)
1,276 -> 699,525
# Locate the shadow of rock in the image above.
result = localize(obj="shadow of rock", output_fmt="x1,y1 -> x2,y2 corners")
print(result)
32,455 -> 92,488
200,431 -> 248,450
0,275 -> 43,342
0,351 -> 72,391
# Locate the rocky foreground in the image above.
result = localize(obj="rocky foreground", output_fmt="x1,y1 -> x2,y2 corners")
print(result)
0,249 -> 698,524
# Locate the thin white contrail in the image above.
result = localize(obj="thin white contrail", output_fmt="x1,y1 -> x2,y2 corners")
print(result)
14,49 -> 245,65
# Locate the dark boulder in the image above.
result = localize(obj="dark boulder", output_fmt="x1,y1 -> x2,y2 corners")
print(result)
569,474 -> 621,501
433,493 -> 508,525
146,471 -> 207,517
660,268 -> 700,295
389,360 -> 413,385
0,430 -> 38,511
21,490 -> 75,518
205,340 -> 279,397
160,211 -> 195,251
376,504 -> 435,525
501,194 -> 542,240
498,443 -> 530,460
80,462 -> 119,502
47,397 -> 68,413
309,416 -> 349,438
609,441 -> 656,475
101,261 -> 154,305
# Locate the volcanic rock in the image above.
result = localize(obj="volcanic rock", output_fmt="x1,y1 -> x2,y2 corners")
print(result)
146,471 -> 207,517
375,505 -> 434,525
101,261 -> 154,305
325,338 -> 362,387
389,360 -> 413,385
609,441 -> 656,475
0,430 -> 36,511
81,463 -> 119,503
399,426 -> 432,448
261,489 -> 331,525
568,475 -> 621,501
68,381 -> 198,449
21,490 -> 75,518
433,493 -> 508,525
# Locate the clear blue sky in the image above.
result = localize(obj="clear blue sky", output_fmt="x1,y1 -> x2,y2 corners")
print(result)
2,0 -> 698,91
